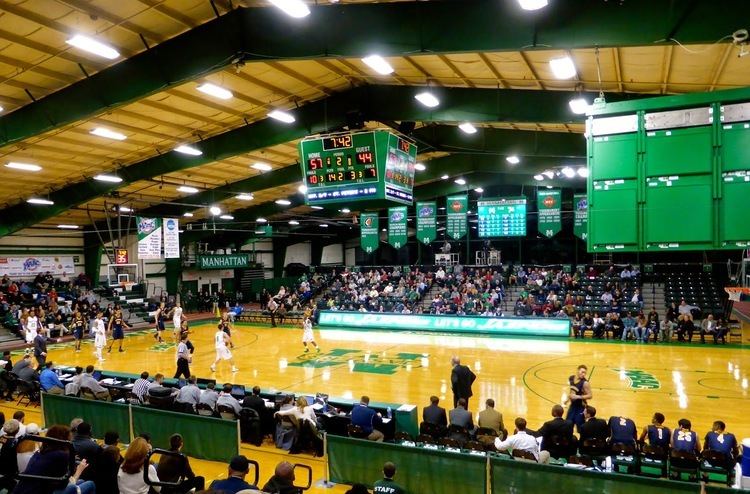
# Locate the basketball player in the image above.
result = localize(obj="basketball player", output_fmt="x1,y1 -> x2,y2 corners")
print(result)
302,317 -> 319,353
25,308 -> 39,346
93,312 -> 107,361
565,364 -> 592,433
153,302 -> 166,343
220,311 -> 234,348
170,302 -> 183,340
107,307 -> 130,353
72,309 -> 86,352
210,323 -> 238,373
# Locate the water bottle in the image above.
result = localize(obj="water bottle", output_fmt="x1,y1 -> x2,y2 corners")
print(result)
386,406 -> 392,419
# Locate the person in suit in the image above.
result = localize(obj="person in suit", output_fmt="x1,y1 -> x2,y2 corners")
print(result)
449,398 -> 474,431
242,386 -> 266,416
579,405 -> 609,443
477,398 -> 504,436
450,356 -> 476,409
33,329 -> 48,370
351,396 -> 384,442
422,395 -> 447,427
536,404 -> 577,459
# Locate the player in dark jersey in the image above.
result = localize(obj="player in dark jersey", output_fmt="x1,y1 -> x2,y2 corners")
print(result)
565,364 -> 592,433
179,317 -> 195,355
153,302 -> 166,343
220,312 -> 234,348
72,309 -> 86,352
608,415 -> 637,445
107,307 -> 130,353
638,412 -> 671,449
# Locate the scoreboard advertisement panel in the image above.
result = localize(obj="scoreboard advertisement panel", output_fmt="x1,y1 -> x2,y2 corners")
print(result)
477,197 -> 527,237
299,130 -> 416,205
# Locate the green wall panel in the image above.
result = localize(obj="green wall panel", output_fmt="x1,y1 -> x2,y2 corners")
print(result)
645,126 -> 712,176
720,178 -> 750,246
721,122 -> 750,172
591,133 -> 638,181
643,176 -> 713,249
589,180 -> 638,250
42,393 -> 131,441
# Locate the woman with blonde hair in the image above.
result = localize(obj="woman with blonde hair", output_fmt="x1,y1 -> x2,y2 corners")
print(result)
118,437 -> 161,493
275,396 -> 317,424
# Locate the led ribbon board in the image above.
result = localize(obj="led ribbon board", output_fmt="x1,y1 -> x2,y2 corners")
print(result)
299,130 -> 417,205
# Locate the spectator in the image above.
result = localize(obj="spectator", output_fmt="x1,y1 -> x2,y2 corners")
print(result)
175,375 -> 201,410
13,411 -> 27,437
449,398 -> 474,431
422,395 -> 447,428
579,406 -> 609,443
15,423 -> 41,473
346,484 -> 370,494
39,362 -> 64,395
147,373 -> 177,401
477,398 -> 504,436
13,424 -> 95,494
241,385 -> 266,417
372,461 -> 405,494
263,460 -> 301,494
217,383 -> 242,415
639,412 -> 671,449
494,417 -> 546,463
79,365 -> 110,401
199,382 -> 219,411
351,396 -> 384,442
157,433 -> 205,493
275,396 -> 317,425
12,353 -> 37,382
118,437 -> 160,494
700,314 -> 717,344
96,430 -> 123,493
72,422 -> 101,463
536,405 -> 576,459
209,455 -> 258,494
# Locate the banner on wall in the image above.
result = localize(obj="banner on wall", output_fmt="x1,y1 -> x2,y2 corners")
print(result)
360,213 -> 380,254
388,206 -> 408,249
416,201 -> 437,245
0,256 -> 75,278
163,218 -> 180,259
573,193 -> 588,240
537,189 -> 562,238
446,195 -> 468,240
137,217 -> 162,260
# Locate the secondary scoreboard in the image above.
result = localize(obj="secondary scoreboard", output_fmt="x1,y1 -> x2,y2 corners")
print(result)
298,130 -> 417,205
477,197 -> 527,237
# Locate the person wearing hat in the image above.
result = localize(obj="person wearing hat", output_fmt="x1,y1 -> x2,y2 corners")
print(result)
209,455 -> 258,494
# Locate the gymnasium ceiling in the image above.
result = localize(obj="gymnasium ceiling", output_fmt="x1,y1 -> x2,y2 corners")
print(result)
0,0 -> 749,239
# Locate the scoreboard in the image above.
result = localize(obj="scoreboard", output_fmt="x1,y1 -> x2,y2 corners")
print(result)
477,197 -> 527,237
298,130 -> 417,205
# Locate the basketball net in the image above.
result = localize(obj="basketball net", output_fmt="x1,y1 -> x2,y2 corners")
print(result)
725,287 -> 750,302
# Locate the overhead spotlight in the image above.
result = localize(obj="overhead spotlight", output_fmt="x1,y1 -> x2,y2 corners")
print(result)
341,208 -> 351,213
175,145 -> 203,156
94,174 -> 123,183
474,187 -> 484,193
209,206 -> 221,216
414,163 -> 426,171
177,186 -> 199,194
269,0 -> 310,18
517,0 -> 548,10
236,194 -> 254,201
275,199 -> 291,206
362,55 -> 394,75
183,212 -> 194,217
441,174 -> 449,180
0,105 -> 4,113
267,110 -> 296,123
415,91 -> 440,108
256,218 -> 268,223
219,215 -> 234,220
577,167 -> 590,178
298,184 -> 308,194
196,83 -> 233,100
542,170 -> 554,179
320,223 -> 329,228
569,97 -> 590,115
533,174 -> 544,181
546,185 -> 554,189
454,178 -> 466,185
288,220 -> 300,226
66,34 -> 120,59
252,162 -> 272,172
458,122 -> 478,134
506,155 -> 520,165
118,206 -> 133,213
549,56 -> 577,79
561,167 -> 576,178
27,198 -> 54,205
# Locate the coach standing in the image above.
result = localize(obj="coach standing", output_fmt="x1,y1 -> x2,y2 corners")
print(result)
450,356 -> 476,409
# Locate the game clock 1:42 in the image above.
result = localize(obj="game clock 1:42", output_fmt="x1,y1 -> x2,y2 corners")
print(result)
301,132 -> 379,188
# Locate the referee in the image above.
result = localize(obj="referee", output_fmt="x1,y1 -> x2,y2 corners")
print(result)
174,332 -> 192,379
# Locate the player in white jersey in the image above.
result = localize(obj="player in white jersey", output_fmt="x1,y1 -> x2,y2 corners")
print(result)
302,317 -> 319,353
170,303 -> 184,339
25,312 -> 39,344
210,323 -> 238,373
93,312 -> 107,361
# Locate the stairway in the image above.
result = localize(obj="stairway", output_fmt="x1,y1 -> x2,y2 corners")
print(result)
641,282 -> 666,318
100,286 -> 152,325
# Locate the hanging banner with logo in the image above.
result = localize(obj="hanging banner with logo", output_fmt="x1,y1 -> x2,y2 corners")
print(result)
416,201 -> 437,245
137,217 -> 162,259
360,213 -> 380,254
573,193 -> 588,241
446,195 -> 468,240
388,207 -> 408,249
537,189 -> 561,238
163,218 -> 180,259
0,256 -> 75,278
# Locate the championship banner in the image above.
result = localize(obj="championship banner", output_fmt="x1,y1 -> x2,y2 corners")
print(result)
537,189 -> 561,238
388,206 -> 408,249
446,195 -> 468,240
360,212 -> 380,254
137,217 -> 162,259
573,193 -> 588,241
163,218 -> 180,259
416,201 -> 437,245
0,256 -> 75,278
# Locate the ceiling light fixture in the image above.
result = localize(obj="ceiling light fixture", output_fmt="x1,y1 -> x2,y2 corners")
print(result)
546,185 -> 554,189
549,56 -> 577,79
118,206 -> 133,213
5,162 -> 42,172
256,218 -> 268,223
90,127 -> 126,141
57,224 -> 79,229
561,166 -> 576,178
197,83 -> 233,100
533,174 -> 544,181
268,109 -> 296,123
341,208 -> 351,213
183,212 -> 194,217
94,174 -> 123,183
458,122 -> 478,134
298,184 -> 308,194
362,55 -> 394,75
506,155 -> 520,165
275,199 -> 291,206
475,187 -> 484,193
288,220 -> 300,226
320,224 -> 329,228
577,167 -> 590,178
236,193 -> 254,201
441,174 -> 449,180
252,162 -> 272,172
209,206 -> 222,216
66,34 -> 120,59
310,205 -> 324,210
415,91 -> 440,108
568,97 -> 590,115
177,185 -> 199,194
269,0 -> 310,18
517,0 -> 549,10
27,198 -> 54,205
454,178 -> 466,185
0,106 -> 4,113
414,163 -> 426,171
175,145 -> 203,156
542,170 -> 554,179
219,214 -> 234,220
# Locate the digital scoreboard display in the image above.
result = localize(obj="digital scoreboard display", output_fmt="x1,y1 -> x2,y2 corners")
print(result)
477,197 -> 527,237
299,130 -> 417,205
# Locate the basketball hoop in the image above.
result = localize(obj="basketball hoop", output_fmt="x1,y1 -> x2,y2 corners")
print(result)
725,287 -> 750,302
